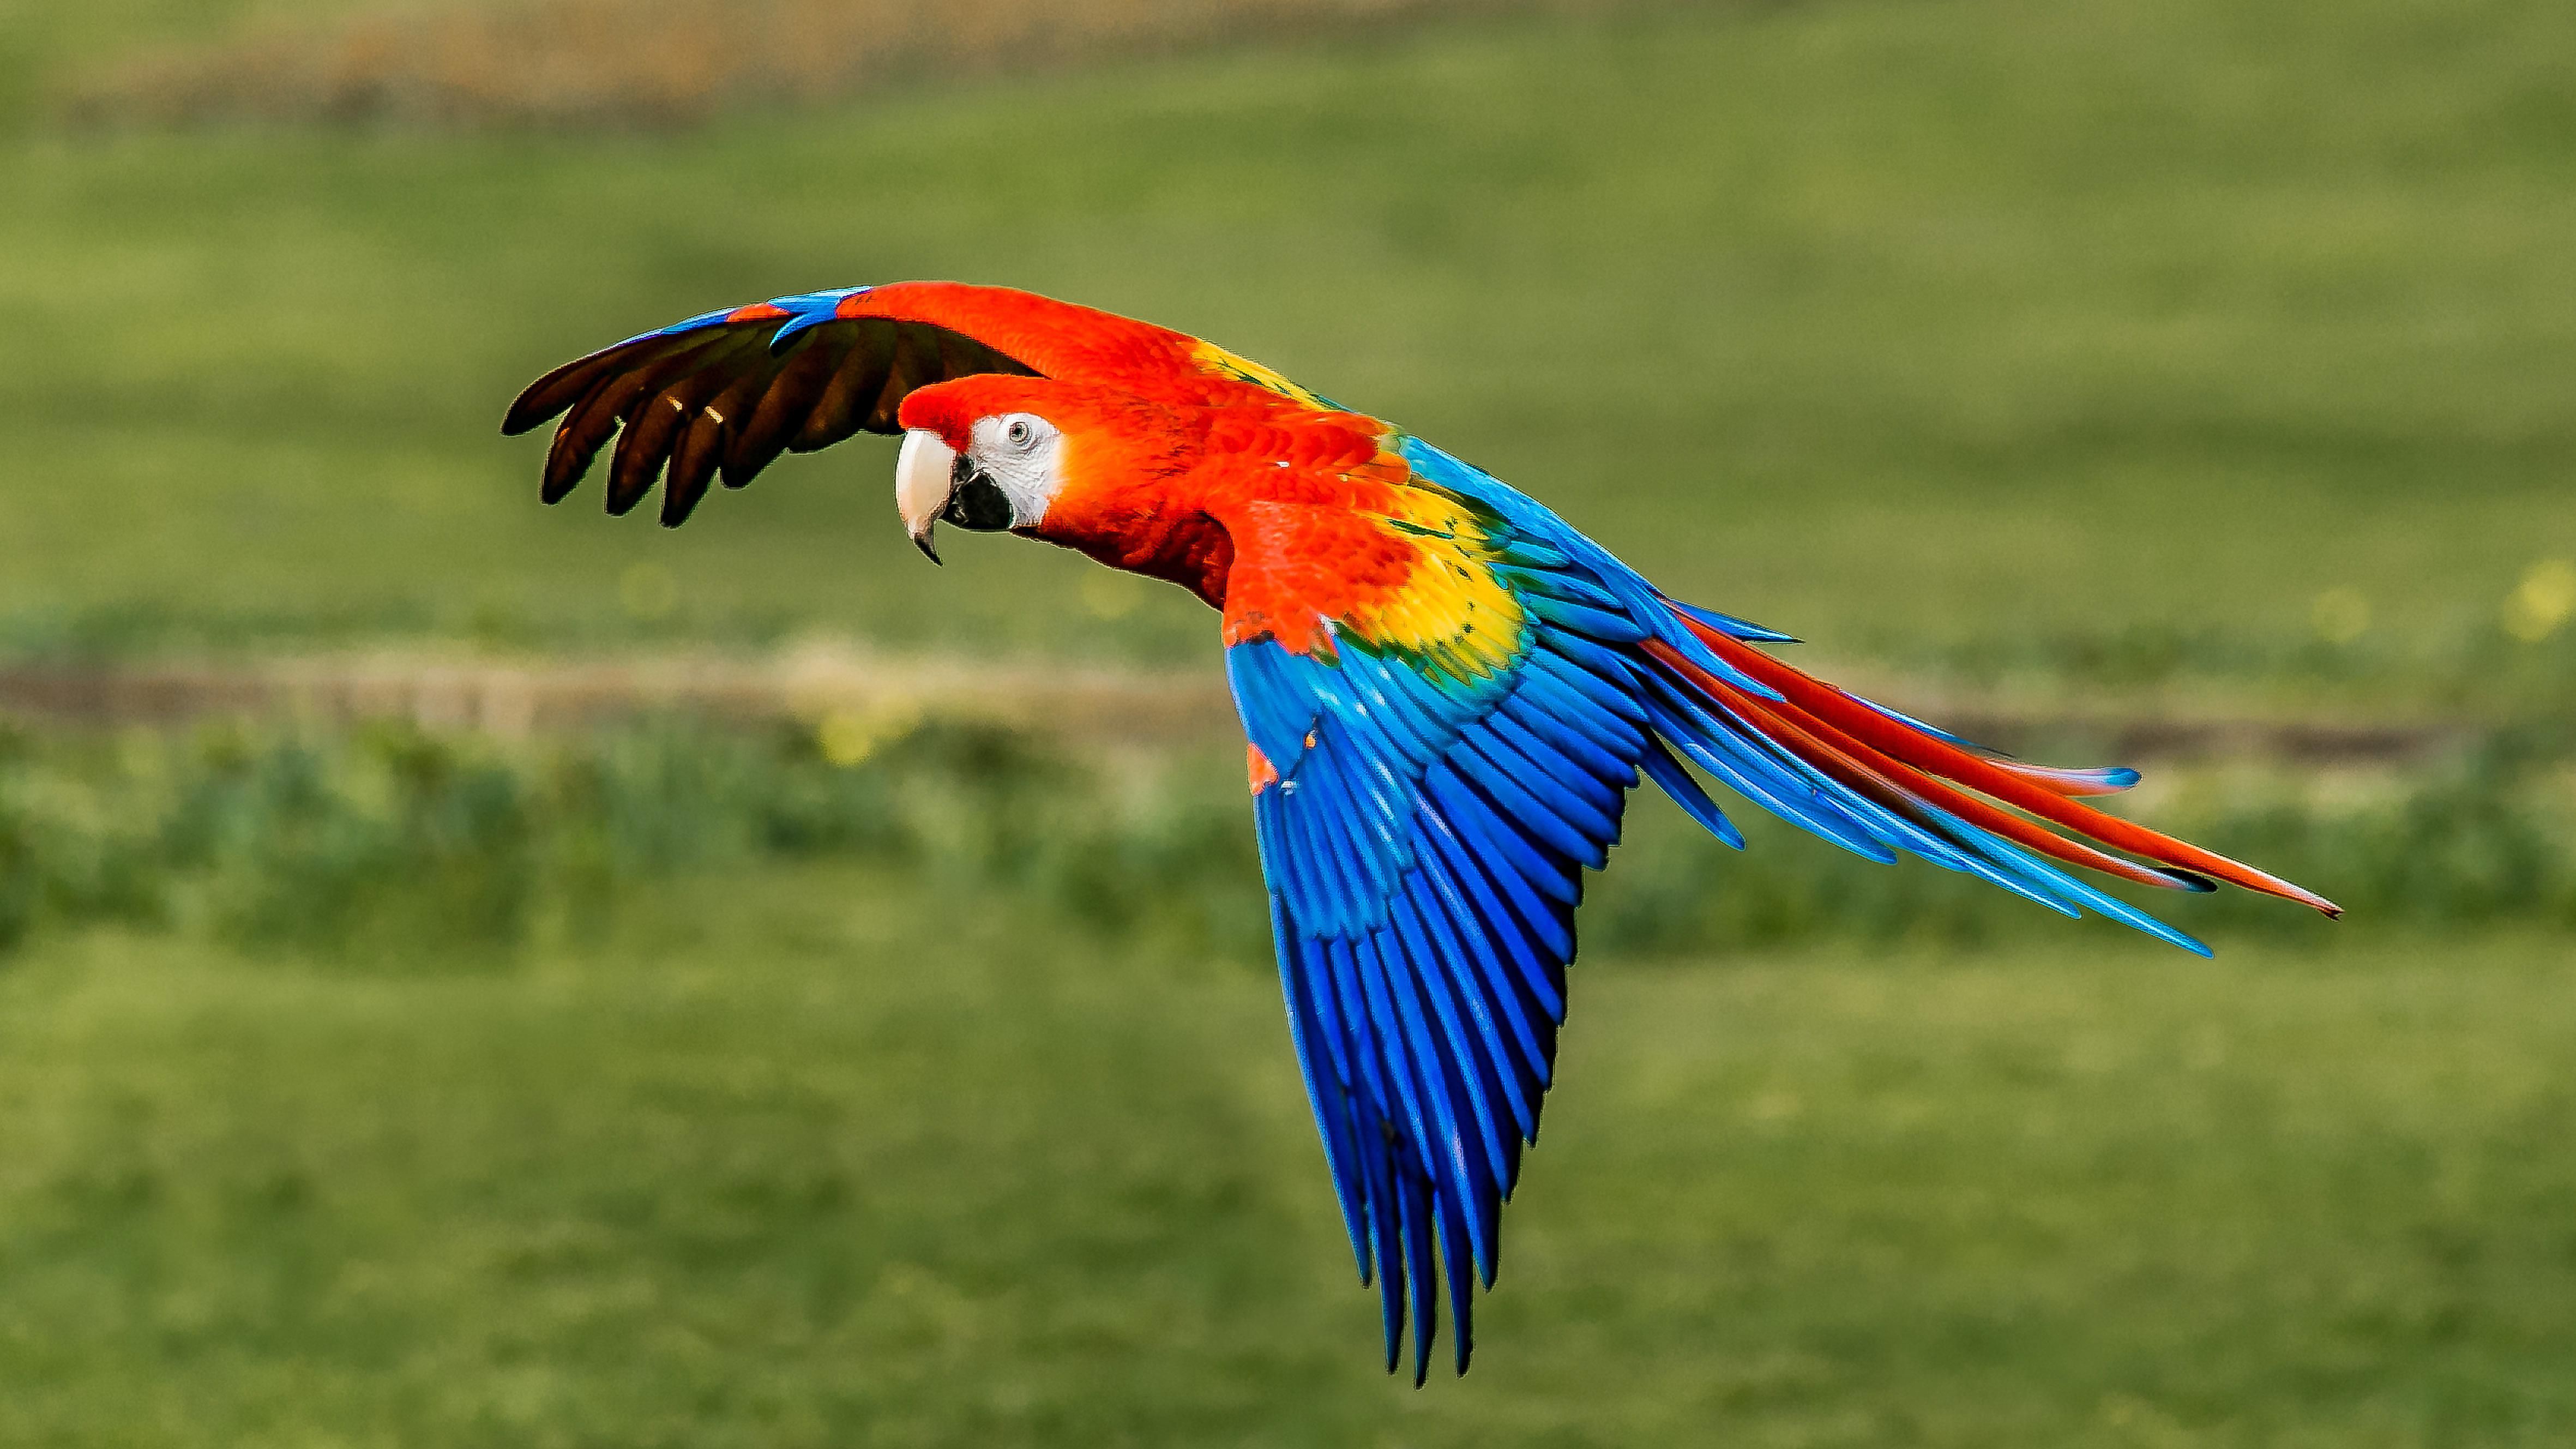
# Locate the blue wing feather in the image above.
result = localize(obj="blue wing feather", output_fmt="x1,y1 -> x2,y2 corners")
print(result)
1235,609 -> 1633,1376
1239,430 -> 2241,1381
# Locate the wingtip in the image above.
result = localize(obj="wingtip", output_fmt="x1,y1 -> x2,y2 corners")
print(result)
499,398 -> 546,437
503,360 -> 598,437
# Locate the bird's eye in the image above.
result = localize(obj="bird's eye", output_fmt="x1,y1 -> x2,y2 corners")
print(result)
1004,418 -> 1036,450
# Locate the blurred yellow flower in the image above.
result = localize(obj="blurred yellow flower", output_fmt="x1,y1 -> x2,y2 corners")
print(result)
2501,558 -> 2576,643
816,700 -> 922,767
816,711 -> 878,767
2310,587 -> 2369,644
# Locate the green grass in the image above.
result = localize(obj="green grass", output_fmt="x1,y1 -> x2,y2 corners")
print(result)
4,0 -> 2572,705
2,875 -> 2571,1445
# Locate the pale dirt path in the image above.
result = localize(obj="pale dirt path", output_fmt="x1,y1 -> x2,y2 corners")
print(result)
0,643 -> 2464,765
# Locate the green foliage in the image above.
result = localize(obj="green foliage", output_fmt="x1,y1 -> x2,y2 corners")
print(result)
155,729 -> 538,953
0,717 -> 1272,966
0,779 -> 38,953
3,714 -> 2572,967
2186,730 -> 2576,934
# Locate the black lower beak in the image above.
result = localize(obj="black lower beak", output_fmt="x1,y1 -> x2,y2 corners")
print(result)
941,470 -> 1016,532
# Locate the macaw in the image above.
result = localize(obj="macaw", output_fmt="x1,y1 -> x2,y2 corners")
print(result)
505,281 -> 2337,1382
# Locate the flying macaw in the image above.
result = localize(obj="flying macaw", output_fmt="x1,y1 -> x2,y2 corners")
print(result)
505,281 -> 2337,1382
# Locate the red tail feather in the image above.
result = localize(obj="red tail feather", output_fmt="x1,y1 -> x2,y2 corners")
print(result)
1655,617 -> 2342,918
1676,656 -> 2204,894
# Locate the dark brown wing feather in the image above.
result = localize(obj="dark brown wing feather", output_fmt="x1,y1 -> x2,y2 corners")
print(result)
795,322 -> 900,453
608,368 -> 732,515
724,332 -> 848,486
505,314 -> 1036,527
539,337 -> 727,504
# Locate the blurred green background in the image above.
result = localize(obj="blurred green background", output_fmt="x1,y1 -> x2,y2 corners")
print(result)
3,0 -> 2574,1442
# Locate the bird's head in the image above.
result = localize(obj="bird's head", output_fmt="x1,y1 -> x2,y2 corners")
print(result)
893,375 -> 1201,566
890,377 -> 1069,565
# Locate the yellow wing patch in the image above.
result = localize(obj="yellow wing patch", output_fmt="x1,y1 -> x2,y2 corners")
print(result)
1343,485 -> 1526,681
1193,342 -> 1334,410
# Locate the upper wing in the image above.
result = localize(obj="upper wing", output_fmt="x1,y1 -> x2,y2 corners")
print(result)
500,280 -> 1230,526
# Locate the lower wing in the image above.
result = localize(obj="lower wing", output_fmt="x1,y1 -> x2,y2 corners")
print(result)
1227,434 -> 2335,1382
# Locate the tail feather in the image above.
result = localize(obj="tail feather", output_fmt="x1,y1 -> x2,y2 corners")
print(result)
1640,607 -> 2342,924
1983,760 -> 2142,797
1675,649 -> 2203,896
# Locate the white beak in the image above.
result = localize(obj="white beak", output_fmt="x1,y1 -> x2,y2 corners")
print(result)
895,428 -> 960,564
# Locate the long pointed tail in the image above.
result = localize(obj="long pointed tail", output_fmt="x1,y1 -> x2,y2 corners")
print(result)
1631,602 -> 2338,954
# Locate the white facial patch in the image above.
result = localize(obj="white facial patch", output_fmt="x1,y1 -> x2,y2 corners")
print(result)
967,412 -> 1066,527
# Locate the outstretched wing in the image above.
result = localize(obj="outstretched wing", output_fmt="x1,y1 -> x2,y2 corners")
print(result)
1223,450 -> 1657,1384
1229,431 -> 2339,1382
1395,439 -> 2340,942
500,280 -> 1224,526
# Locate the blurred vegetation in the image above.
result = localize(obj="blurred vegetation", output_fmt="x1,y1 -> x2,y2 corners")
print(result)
2,712 -> 2567,966
59,0 -> 1626,131
0,0 -> 2568,709
5,887 -> 2574,1444
0,716 -> 1266,965
5,0 -> 2575,1438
